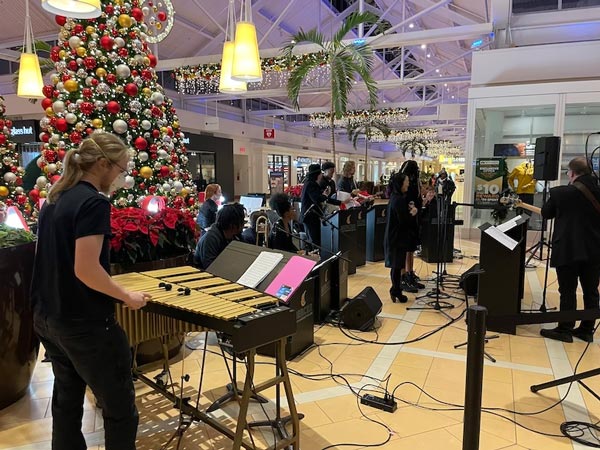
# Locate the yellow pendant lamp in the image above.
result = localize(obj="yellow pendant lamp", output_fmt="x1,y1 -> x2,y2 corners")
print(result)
41,0 -> 102,19
231,0 -> 262,83
219,0 -> 246,93
17,0 -> 44,99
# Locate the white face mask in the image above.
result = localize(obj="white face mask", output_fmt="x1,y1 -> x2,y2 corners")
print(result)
108,172 -> 127,194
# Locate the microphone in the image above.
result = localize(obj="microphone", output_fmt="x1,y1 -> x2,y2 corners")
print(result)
302,202 -> 317,218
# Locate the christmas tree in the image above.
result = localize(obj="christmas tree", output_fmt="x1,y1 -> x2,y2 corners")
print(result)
0,96 -> 28,215
36,0 -> 195,214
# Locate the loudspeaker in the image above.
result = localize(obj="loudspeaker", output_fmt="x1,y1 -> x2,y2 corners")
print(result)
533,137 -> 561,181
459,263 -> 480,296
340,286 -> 382,331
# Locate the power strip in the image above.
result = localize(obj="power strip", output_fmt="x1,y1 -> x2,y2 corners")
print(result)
360,394 -> 397,413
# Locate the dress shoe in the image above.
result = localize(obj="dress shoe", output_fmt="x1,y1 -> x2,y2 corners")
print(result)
409,272 -> 425,289
390,288 -> 408,303
572,328 -> 594,343
401,274 -> 418,293
540,327 -> 573,343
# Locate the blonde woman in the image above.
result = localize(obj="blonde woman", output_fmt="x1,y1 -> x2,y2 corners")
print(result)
197,183 -> 221,230
337,160 -> 359,194
31,132 -> 150,450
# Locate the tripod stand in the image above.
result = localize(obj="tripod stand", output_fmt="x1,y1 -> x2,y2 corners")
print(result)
525,181 -> 550,265
409,189 -> 458,319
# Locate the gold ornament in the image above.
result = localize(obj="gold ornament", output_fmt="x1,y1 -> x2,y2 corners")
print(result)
86,26 -> 95,35
140,166 -> 153,179
58,50 -> 66,59
40,190 -> 47,198
143,56 -> 150,66
96,68 -> 107,78
76,47 -> 86,57
64,79 -> 79,93
172,121 -> 179,129
45,107 -> 55,117
180,188 -> 189,197
142,87 -> 152,97
118,14 -> 132,28
156,22 -> 162,30
0,186 -> 9,197
51,74 -> 60,85
160,126 -> 167,134
92,118 -> 103,128
115,0 -> 123,4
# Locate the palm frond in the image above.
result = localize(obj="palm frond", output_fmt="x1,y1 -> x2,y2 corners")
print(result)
287,58 -> 327,110
329,55 -> 354,118
332,11 -> 379,48
282,29 -> 327,59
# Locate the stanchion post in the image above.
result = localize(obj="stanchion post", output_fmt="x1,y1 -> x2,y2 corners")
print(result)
462,305 -> 487,450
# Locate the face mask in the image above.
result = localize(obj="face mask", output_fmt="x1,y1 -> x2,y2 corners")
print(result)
108,172 -> 127,194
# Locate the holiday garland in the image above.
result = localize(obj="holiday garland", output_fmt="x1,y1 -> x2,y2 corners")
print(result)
309,108 -> 409,129
0,96 -> 27,215
36,0 -> 196,218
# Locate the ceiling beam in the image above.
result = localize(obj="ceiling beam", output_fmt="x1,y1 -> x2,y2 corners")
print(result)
156,22 -> 492,70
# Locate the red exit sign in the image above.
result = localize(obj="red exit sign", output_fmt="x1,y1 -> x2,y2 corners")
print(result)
264,128 -> 275,139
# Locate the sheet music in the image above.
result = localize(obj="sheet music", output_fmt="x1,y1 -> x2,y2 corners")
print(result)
237,251 -> 284,288
484,226 -> 519,251
496,215 -> 523,233
336,191 -> 351,202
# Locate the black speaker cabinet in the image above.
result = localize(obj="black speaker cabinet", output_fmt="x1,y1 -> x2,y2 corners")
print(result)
533,136 -> 561,181
459,263 -> 480,296
340,287 -> 382,331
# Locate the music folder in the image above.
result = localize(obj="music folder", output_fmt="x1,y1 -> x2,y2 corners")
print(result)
479,222 -> 519,251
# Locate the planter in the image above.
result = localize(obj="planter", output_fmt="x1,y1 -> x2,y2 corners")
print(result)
110,252 -> 191,367
0,242 -> 38,410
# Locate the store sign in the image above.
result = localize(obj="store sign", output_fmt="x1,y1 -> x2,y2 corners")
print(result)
10,120 -> 38,144
264,128 -> 275,139
474,158 -> 505,208
297,157 -> 312,165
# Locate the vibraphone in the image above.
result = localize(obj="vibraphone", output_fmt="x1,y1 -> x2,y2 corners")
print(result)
112,266 -> 300,450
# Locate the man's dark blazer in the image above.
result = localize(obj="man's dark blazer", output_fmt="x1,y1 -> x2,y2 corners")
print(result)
541,174 -> 600,267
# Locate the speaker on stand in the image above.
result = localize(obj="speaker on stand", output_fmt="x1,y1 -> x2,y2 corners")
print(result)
340,287 -> 382,331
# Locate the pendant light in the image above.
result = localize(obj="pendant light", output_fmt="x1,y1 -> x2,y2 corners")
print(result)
231,0 -> 262,83
17,0 -> 44,99
219,0 -> 247,93
41,0 -> 102,19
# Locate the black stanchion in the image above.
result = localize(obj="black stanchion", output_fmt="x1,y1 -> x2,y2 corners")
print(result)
462,305 -> 487,450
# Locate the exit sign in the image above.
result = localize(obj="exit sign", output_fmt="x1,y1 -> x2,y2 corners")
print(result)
264,128 -> 275,139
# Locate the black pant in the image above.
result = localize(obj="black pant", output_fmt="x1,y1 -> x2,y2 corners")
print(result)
555,262 -> 600,333
303,215 -> 321,249
34,313 -> 139,450
390,260 -> 406,296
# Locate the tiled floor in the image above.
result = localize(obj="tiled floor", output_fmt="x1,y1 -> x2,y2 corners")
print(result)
1,239 -> 599,449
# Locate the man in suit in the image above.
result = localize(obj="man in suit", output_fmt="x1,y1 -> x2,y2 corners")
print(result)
540,157 -> 600,343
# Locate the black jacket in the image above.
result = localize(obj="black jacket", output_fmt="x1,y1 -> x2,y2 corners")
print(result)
541,174 -> 600,267
269,219 -> 298,253
320,176 -> 337,198
384,192 -> 414,268
300,180 -> 340,222
197,198 -> 218,229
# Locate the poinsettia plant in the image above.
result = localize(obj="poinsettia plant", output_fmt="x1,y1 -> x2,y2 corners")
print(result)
284,185 -> 303,201
110,206 -> 198,265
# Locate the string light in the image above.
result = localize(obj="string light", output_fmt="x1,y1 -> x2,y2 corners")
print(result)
369,127 -> 438,143
309,108 -> 409,129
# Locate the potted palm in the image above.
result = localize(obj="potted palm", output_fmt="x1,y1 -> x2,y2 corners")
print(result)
283,11 -> 380,164
347,118 -> 391,182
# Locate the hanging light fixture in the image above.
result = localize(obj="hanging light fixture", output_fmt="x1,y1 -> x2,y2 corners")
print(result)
41,0 -> 102,19
219,0 -> 247,93
231,0 -> 262,83
17,0 -> 44,99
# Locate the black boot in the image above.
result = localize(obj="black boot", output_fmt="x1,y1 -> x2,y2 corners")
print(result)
390,287 -> 408,303
410,272 -> 425,289
401,273 -> 418,293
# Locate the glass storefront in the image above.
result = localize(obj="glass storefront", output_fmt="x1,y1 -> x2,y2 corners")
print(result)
268,154 -> 291,193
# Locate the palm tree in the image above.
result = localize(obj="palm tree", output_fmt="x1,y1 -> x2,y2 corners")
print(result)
396,138 -> 427,157
283,11 -> 380,165
347,118 -> 391,182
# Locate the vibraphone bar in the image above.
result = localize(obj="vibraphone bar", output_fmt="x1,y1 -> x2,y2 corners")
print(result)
112,267 -> 300,450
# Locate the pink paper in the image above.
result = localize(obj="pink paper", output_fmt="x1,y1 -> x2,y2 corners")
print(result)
265,255 -> 316,303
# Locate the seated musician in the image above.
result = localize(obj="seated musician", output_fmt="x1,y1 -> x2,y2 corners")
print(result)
269,192 -> 300,253
194,203 -> 245,270
241,210 -> 269,246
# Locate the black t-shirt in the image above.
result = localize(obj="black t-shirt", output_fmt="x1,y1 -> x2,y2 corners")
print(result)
31,181 -> 114,320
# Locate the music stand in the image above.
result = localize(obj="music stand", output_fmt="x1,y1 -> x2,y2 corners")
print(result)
409,188 -> 459,319
531,368 -> 600,402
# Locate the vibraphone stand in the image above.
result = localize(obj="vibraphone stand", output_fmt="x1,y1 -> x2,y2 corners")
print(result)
206,343 -> 268,413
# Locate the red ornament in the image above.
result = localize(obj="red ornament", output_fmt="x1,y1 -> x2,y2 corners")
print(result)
148,185 -> 156,194
51,175 -> 61,184
55,118 -> 68,132
157,11 -> 167,22
68,60 -> 79,71
105,5 -> 114,15
29,189 -> 40,202
82,87 -> 93,98
149,144 -> 158,153
73,24 -> 84,34
42,85 -> 54,98
0,120 -> 4,128
40,133 -> 50,143
131,169 -> 138,177
141,69 -> 152,80
128,119 -> 138,128
139,182 -> 145,190
151,106 -> 163,118
84,56 -> 96,69
171,155 -> 179,164
50,46 -> 61,62
55,15 -> 67,26
134,136 -> 148,150
86,128 -> 94,135
100,35 -> 114,51
106,101 -> 121,114
98,23 -> 107,32
0,135 -> 5,145
106,73 -> 117,84
17,195 -> 27,206
152,129 -> 160,138
187,198 -> 195,206
58,149 -> 66,160
91,78 -> 99,86
159,166 -> 169,177
147,54 -> 157,68
124,83 -> 138,96
41,98 -> 53,110
69,132 -> 82,145
118,48 -> 129,58
79,102 -> 94,115
131,7 -> 143,22
45,150 -> 57,163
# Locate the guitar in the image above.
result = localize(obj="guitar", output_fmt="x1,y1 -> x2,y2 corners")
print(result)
499,193 -> 542,215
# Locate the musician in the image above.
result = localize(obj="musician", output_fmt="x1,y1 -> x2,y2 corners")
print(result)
537,157 -> 600,343
337,160 -> 359,195
300,164 -> 343,248
31,132 -> 149,450
320,161 -> 337,199
194,203 -> 245,270
196,184 -> 221,230
384,172 -> 419,304
241,210 -> 269,246
399,160 -> 424,292
269,192 -> 299,253
435,168 -> 456,201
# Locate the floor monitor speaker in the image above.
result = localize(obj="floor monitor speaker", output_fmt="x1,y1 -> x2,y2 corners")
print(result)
459,263 -> 480,297
340,286 -> 382,331
533,137 -> 561,181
